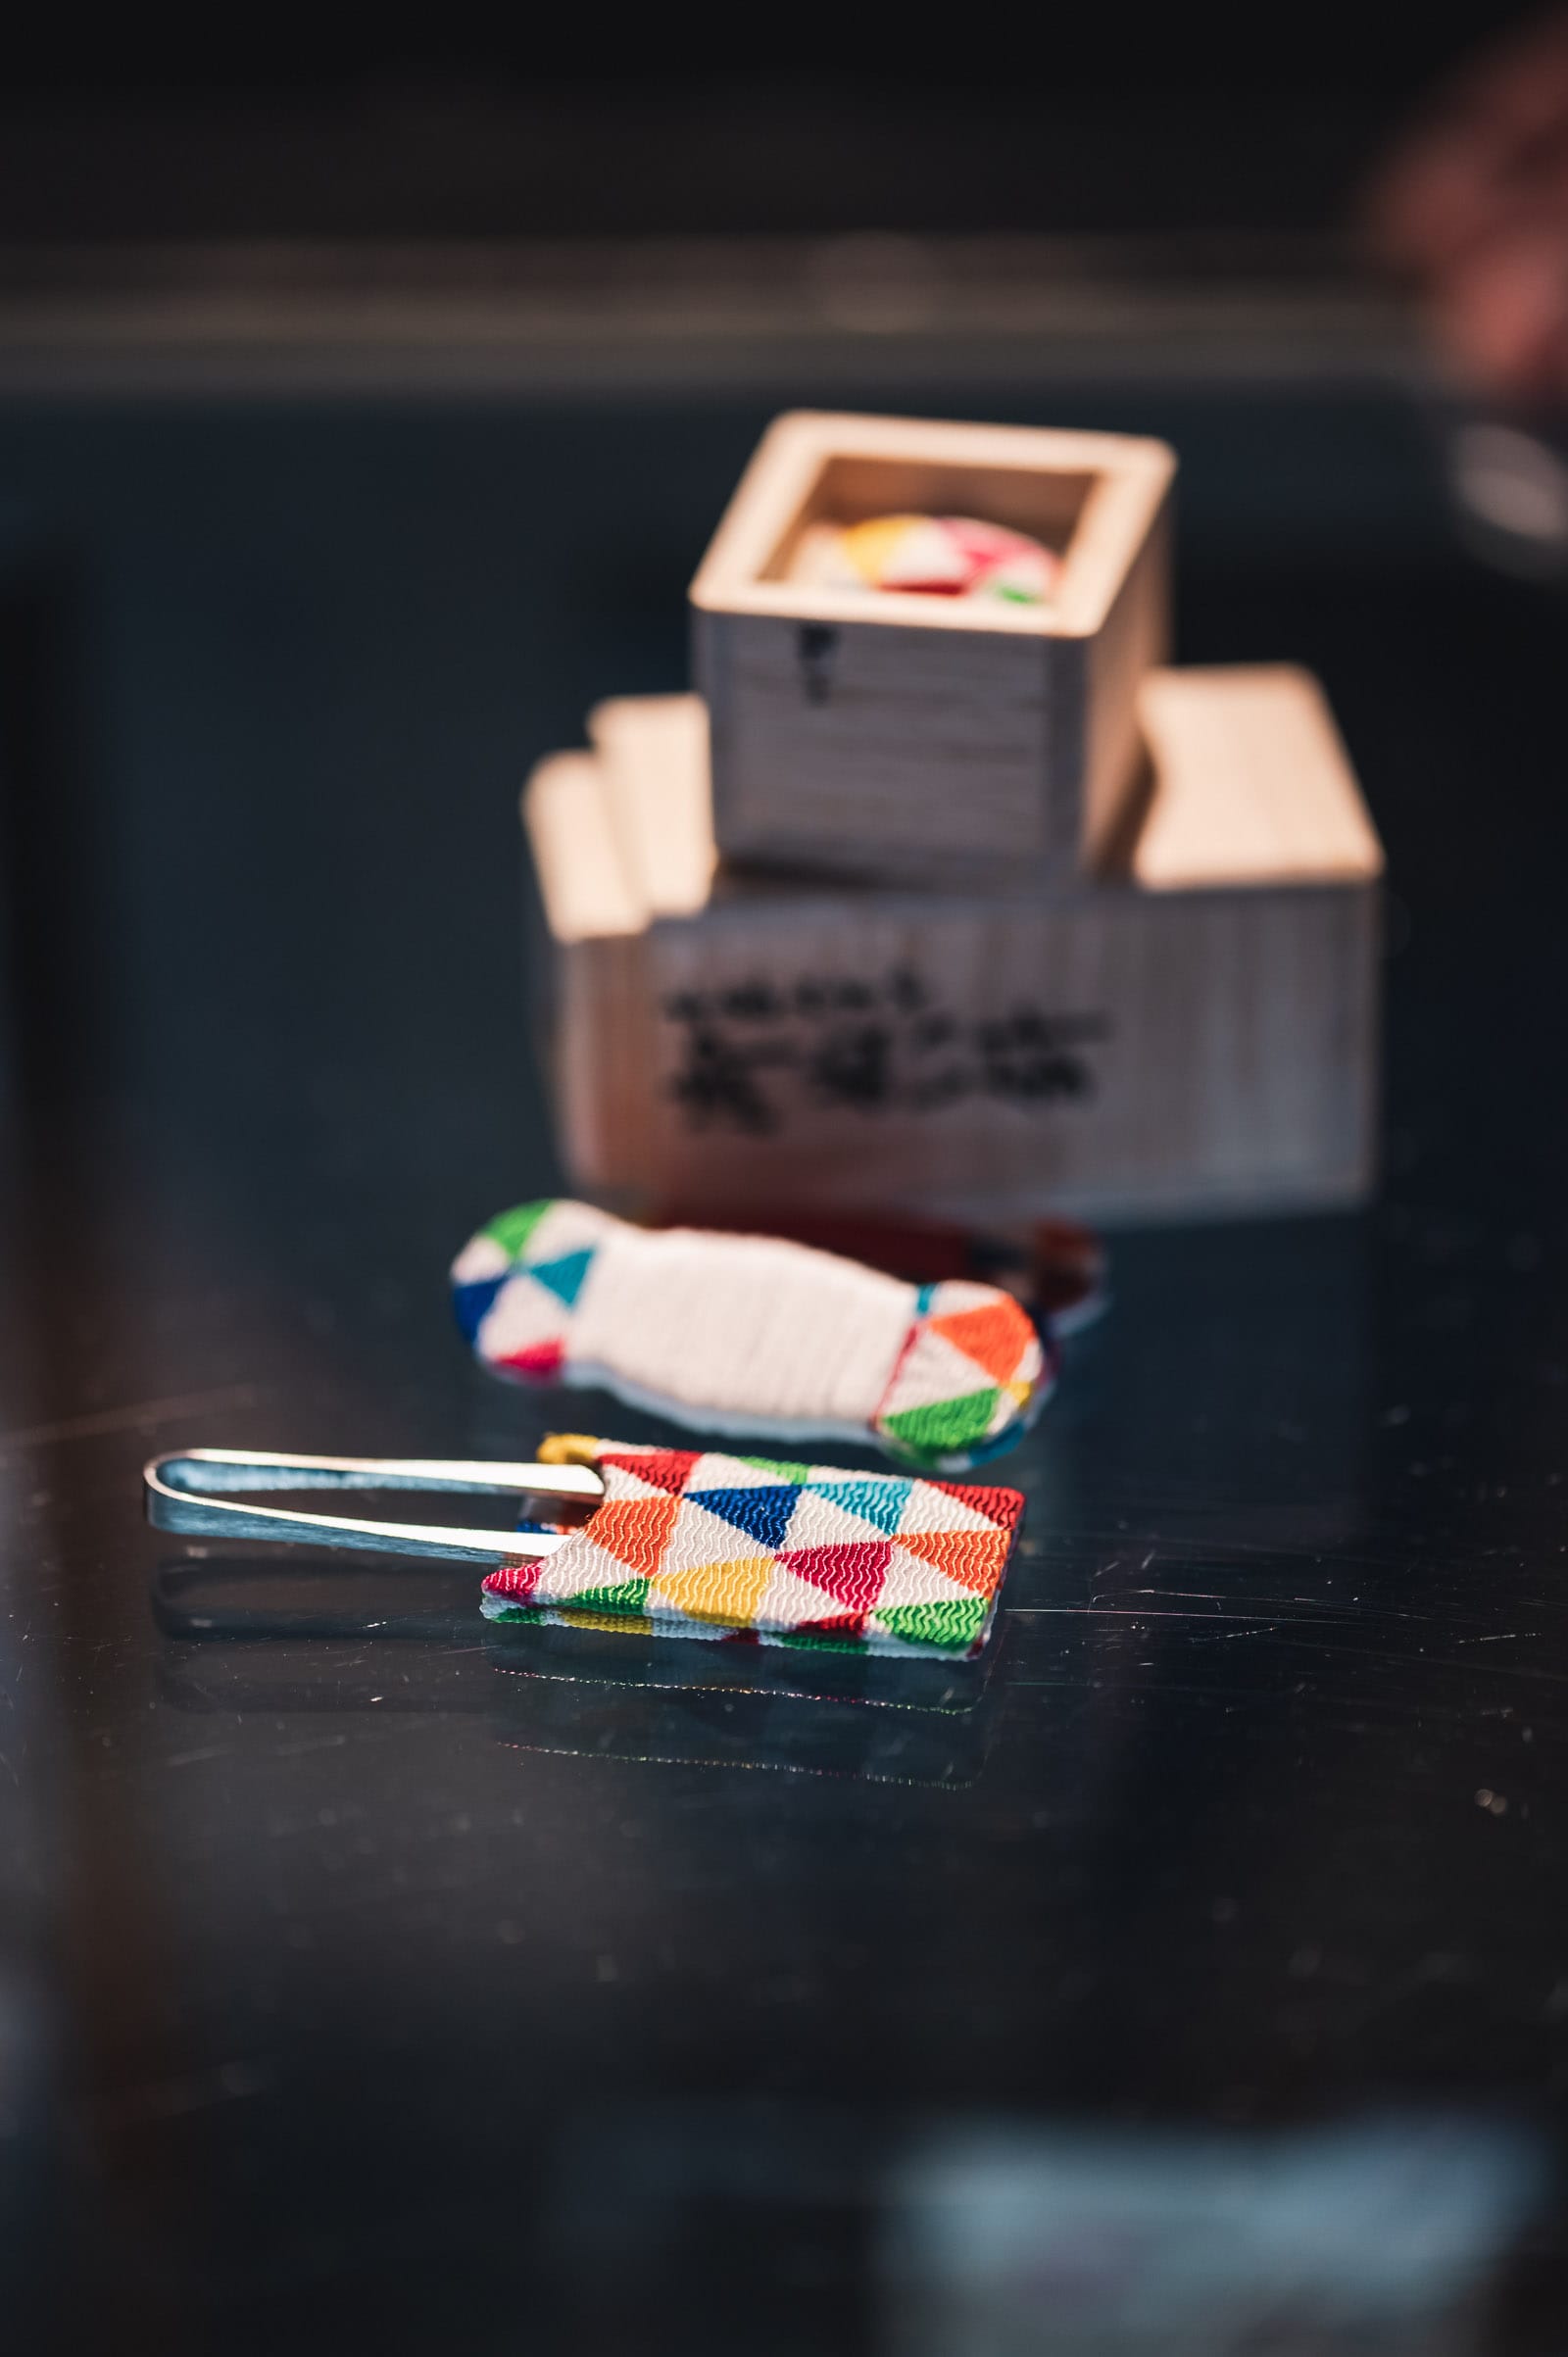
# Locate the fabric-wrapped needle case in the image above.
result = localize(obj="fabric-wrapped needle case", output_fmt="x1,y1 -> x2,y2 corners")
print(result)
483,1438 -> 1024,1657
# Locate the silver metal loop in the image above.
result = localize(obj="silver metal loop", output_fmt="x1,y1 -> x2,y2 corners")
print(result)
144,1448 -> 602,1564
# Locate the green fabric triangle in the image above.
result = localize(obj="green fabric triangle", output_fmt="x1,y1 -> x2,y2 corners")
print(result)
876,1595 -> 988,1652
566,1576 -> 651,1616
738,1453 -> 815,1485
882,1387 -> 1001,1453
481,1199 -> 557,1259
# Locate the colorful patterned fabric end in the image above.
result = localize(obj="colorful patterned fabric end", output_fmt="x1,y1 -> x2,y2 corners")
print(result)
481,1441 -> 1024,1658
872,1279 -> 1049,1473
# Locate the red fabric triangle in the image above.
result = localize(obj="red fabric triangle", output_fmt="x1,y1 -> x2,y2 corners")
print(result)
482,1558 -> 545,1600
598,1448 -> 703,1496
779,1540 -> 893,1609
927,1480 -> 1025,1532
795,1611 -> 868,1641
496,1339 -> 564,1380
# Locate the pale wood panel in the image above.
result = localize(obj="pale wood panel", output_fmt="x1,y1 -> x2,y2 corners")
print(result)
523,667 -> 1383,1225
1135,665 -> 1386,889
699,608 -> 1076,873
522,753 -> 642,940
1083,497 -> 1172,866
587,693 -> 714,915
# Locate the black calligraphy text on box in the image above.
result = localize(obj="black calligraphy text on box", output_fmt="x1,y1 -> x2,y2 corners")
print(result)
664,969 -> 1110,1135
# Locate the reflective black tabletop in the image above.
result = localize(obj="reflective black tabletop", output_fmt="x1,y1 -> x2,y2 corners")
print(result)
2,382 -> 1566,2351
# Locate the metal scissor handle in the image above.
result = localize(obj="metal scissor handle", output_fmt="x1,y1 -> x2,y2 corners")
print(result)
144,1448 -> 602,1564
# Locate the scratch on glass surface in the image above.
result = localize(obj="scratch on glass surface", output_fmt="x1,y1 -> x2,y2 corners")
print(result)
0,1382 -> 263,1455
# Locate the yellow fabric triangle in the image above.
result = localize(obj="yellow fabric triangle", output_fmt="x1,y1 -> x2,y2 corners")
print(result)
839,515 -> 927,584
649,1553 -> 776,1625
551,1605 -> 648,1635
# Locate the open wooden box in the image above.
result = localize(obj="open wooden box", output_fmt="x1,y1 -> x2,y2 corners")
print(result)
690,411 -> 1175,889
523,669 -> 1383,1225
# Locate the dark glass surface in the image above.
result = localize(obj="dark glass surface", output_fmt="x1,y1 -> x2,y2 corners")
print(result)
1,384 -> 1566,2350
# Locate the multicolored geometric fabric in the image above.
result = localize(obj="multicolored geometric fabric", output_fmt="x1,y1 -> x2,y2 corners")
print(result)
787,513 -> 1062,605
452,1199 -> 1049,1474
480,1438 -> 1024,1658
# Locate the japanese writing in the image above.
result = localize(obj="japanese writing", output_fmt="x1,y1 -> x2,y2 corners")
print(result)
664,967 -> 1108,1135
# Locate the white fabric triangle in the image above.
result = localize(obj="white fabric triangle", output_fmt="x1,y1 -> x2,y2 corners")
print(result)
880,1325 -> 996,1420
476,1271 -> 568,1360
780,1489 -> 894,1551
755,1564 -> 858,1630
453,1233 -> 510,1284
895,1481 -> 1000,1538
532,1534 -> 645,1604
665,1495 -> 774,1570
927,1278 -> 1009,1317
643,1610 -> 728,1641
881,517 -> 967,588
525,1199 -> 618,1263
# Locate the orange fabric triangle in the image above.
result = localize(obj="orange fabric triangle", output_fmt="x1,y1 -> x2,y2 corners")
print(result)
896,1524 -> 1011,1596
582,1493 -> 680,1576
928,1300 -> 1034,1385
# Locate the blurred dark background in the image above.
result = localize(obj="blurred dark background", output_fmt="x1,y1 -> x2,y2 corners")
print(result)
0,12 -> 1545,238
8,16 -> 1568,2354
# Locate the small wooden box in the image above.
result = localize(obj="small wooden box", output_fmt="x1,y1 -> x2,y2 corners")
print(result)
526,669 -> 1383,1225
690,411 -> 1175,889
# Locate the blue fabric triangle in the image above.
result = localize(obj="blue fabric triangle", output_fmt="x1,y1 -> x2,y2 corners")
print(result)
452,1273 -> 505,1344
807,1476 -> 912,1537
687,1484 -> 800,1551
526,1248 -> 594,1308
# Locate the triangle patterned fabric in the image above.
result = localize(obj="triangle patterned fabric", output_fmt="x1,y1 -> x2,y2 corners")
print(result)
451,1199 -> 1055,1475
481,1439 -> 1024,1657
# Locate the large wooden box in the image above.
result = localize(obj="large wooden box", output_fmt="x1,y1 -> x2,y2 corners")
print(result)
689,411 -> 1175,889
525,668 -> 1383,1225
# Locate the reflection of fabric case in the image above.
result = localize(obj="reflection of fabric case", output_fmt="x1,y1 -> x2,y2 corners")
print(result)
482,1438 -> 1024,1659
151,1583 -> 1005,1787
487,1653 -> 999,1787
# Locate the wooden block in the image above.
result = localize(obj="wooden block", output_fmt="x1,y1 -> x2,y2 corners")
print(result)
587,694 -> 714,917
522,671 -> 1383,1225
690,410 -> 1175,889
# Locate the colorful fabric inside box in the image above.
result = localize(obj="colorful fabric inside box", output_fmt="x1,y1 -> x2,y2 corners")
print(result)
787,513 -> 1062,605
481,1439 -> 1024,1659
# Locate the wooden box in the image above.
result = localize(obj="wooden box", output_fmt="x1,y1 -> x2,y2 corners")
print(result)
525,669 -> 1383,1226
689,411 -> 1175,889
